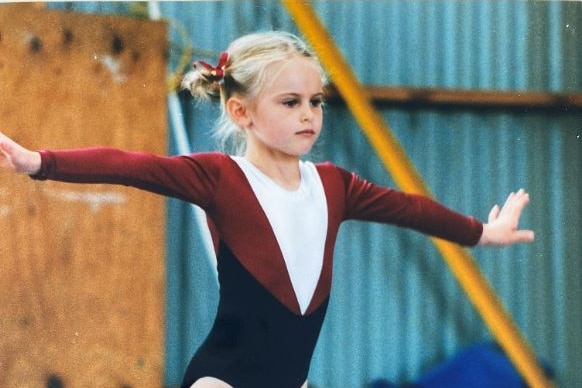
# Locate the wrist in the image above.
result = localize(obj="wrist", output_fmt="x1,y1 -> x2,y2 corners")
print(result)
27,151 -> 42,175
21,151 -> 42,176
478,223 -> 492,246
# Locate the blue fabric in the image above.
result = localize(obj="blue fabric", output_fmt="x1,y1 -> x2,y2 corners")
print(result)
415,343 -> 524,388
370,343 -> 543,388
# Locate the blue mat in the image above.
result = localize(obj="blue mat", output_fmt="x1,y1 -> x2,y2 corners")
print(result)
370,342 -> 551,388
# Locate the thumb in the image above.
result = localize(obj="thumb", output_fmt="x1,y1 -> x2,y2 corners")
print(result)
513,229 -> 535,244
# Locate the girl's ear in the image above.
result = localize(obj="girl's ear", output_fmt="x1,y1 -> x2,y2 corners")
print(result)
226,97 -> 252,128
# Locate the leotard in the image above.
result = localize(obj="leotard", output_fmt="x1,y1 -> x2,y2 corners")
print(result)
32,149 -> 483,388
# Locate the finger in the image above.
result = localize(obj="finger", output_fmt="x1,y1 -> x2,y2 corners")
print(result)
507,190 -> 530,221
488,204 -> 500,223
0,141 -> 10,159
0,141 -> 14,160
500,189 -> 529,220
498,191 -> 516,216
0,141 -> 21,171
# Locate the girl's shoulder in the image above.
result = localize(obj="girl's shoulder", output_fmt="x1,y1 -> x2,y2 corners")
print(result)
314,161 -> 355,184
313,161 -> 362,197
179,151 -> 236,172
182,151 -> 230,163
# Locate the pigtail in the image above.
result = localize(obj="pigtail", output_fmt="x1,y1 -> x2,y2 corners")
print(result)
181,67 -> 221,100
181,52 -> 229,100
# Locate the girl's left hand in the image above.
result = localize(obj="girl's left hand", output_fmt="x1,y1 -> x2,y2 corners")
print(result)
478,189 -> 535,246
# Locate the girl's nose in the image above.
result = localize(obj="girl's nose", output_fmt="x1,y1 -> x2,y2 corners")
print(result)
301,106 -> 314,122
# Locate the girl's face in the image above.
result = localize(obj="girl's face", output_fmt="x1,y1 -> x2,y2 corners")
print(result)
243,56 -> 324,160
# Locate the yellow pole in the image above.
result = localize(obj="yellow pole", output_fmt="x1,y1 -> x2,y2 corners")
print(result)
282,2 -> 554,387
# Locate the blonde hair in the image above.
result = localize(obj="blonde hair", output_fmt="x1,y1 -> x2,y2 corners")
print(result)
181,31 -> 326,155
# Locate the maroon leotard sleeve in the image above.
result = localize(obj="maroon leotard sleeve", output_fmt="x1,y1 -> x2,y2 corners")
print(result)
332,164 -> 483,246
32,148 -> 222,209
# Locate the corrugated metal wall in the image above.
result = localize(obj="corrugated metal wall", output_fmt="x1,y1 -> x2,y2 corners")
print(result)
47,1 -> 582,387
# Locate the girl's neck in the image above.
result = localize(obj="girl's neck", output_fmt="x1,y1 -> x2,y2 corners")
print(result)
243,149 -> 301,191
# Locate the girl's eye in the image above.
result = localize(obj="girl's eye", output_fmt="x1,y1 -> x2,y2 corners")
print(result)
311,98 -> 325,108
281,97 -> 324,108
283,99 -> 299,107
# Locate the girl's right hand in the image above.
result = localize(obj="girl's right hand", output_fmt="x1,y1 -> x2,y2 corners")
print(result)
0,132 -> 41,175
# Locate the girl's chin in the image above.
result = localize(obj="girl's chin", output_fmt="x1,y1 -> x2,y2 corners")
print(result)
297,146 -> 315,156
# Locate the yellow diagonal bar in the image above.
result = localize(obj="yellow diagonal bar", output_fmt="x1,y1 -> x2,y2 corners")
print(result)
282,2 -> 554,387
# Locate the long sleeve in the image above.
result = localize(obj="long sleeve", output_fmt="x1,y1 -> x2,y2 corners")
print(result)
30,148 -> 224,209
335,165 -> 483,246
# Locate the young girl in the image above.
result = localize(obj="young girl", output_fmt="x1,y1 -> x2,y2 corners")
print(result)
0,31 -> 534,388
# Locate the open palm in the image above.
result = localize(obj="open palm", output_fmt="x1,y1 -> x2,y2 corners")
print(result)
479,189 -> 535,246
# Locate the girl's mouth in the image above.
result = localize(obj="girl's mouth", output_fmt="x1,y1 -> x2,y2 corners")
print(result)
296,129 -> 315,136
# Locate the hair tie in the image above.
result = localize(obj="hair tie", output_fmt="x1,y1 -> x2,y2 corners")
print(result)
193,51 -> 229,83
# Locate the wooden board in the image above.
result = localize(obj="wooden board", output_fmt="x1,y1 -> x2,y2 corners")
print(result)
0,5 -> 167,387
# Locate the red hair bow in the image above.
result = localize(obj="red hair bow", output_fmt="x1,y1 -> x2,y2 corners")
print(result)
193,51 -> 229,82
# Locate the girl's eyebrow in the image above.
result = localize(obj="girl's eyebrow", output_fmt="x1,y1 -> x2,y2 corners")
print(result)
276,92 -> 325,99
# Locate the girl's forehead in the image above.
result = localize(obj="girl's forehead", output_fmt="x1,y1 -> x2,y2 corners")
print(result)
264,57 -> 323,93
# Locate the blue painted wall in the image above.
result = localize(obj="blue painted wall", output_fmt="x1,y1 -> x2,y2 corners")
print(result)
47,2 -> 582,387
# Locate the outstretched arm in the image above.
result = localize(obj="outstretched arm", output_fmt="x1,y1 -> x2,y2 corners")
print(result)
0,132 -> 41,175
1,130 -> 222,207
478,189 -> 535,246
